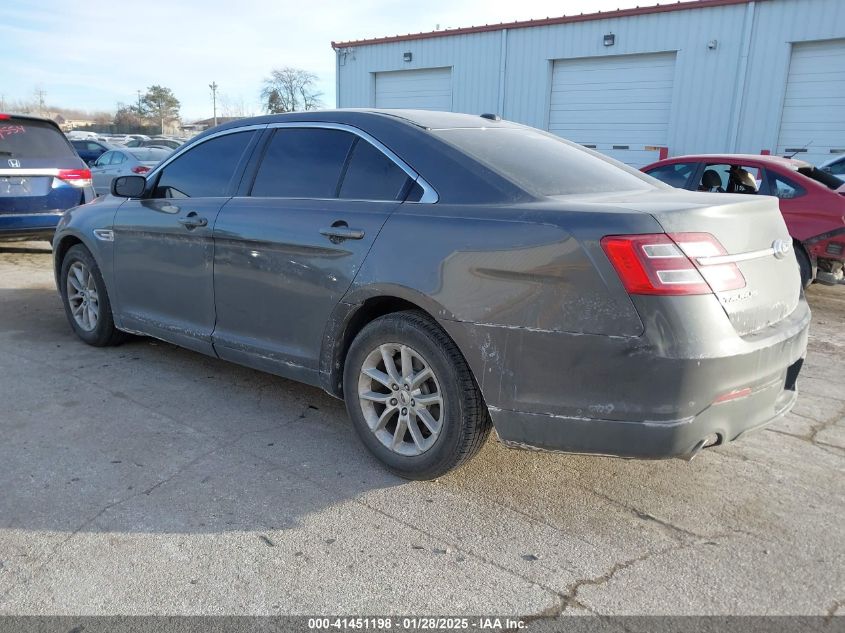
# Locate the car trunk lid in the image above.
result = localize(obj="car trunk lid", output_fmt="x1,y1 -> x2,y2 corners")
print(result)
594,189 -> 800,336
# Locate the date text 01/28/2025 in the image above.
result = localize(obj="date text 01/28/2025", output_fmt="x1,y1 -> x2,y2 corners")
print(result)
307,617 -> 527,630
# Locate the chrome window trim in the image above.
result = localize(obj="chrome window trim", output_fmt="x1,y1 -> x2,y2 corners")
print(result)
144,124 -> 269,183
263,121 -> 438,204
144,120 -> 439,204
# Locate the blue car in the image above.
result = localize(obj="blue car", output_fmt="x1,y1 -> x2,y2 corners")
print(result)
0,114 -> 96,241
70,138 -> 115,166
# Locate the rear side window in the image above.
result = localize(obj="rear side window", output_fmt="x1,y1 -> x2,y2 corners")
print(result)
339,138 -> 410,201
154,131 -> 253,199
432,128 -> 653,196
252,129 -> 354,198
0,118 -> 75,159
644,162 -> 697,188
768,173 -> 805,199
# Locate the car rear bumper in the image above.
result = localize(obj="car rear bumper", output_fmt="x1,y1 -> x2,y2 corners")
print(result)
441,295 -> 810,459
490,360 -> 801,459
0,212 -> 63,240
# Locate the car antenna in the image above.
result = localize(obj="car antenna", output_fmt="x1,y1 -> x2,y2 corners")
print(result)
786,140 -> 812,159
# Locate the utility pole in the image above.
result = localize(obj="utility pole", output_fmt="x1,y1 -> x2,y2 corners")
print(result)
136,90 -> 143,117
159,97 -> 164,135
209,81 -> 218,127
35,88 -> 47,115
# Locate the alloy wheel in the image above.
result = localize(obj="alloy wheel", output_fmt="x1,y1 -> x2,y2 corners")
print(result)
66,261 -> 100,332
357,343 -> 444,457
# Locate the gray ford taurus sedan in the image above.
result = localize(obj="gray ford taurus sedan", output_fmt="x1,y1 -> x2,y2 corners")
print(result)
52,110 -> 810,479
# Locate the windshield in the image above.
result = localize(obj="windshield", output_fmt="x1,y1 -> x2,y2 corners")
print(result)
0,117 -> 76,159
432,127 -> 657,196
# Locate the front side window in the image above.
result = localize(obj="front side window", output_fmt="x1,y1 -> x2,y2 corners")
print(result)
699,163 -> 761,194
94,151 -> 114,167
643,162 -> 698,189
153,131 -> 253,199
251,128 -> 354,198
111,152 -> 127,165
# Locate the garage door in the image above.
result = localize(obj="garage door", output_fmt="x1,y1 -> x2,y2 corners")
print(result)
777,39 -> 845,165
374,67 -> 452,111
548,52 -> 676,166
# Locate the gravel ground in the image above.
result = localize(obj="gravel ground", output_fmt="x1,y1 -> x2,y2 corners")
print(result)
0,241 -> 842,619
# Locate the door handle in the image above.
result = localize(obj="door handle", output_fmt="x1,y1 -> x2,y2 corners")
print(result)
320,221 -> 365,242
178,212 -> 208,229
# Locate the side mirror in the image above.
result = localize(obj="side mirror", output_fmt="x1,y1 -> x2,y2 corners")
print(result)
112,175 -> 147,198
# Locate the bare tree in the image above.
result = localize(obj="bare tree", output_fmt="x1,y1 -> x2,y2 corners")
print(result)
261,67 -> 323,113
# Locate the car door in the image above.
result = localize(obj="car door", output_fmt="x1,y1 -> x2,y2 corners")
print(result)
106,151 -> 127,187
112,129 -> 261,355
211,124 -> 417,384
91,151 -> 114,194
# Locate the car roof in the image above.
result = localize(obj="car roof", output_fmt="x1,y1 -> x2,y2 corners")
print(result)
206,108 -> 519,136
1,112 -> 65,133
655,153 -> 814,170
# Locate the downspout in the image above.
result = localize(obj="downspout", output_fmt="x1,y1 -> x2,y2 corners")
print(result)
335,48 -> 341,109
497,29 -> 508,117
727,1 -> 756,152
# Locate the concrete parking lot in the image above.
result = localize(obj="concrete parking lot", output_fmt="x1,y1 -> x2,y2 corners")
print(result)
0,241 -> 842,618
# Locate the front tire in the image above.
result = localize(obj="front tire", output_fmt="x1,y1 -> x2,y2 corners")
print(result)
343,311 -> 491,480
59,244 -> 125,347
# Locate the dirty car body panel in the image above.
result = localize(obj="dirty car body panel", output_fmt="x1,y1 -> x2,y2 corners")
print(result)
53,110 -> 810,463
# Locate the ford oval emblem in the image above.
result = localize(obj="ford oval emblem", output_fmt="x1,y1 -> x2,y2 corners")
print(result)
772,239 -> 791,260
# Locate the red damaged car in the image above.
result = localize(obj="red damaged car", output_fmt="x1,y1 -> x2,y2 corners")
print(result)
642,154 -> 845,288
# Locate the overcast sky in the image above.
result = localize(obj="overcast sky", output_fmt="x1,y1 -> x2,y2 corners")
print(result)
1,0 -> 644,121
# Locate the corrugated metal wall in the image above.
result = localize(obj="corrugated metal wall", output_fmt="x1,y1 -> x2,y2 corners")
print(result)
335,0 -> 845,165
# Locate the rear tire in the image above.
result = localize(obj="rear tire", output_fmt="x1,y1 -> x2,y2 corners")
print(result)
795,244 -> 812,290
59,244 -> 125,347
343,310 -> 491,480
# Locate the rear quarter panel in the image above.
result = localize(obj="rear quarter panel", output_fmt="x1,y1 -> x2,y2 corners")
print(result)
335,201 -> 663,409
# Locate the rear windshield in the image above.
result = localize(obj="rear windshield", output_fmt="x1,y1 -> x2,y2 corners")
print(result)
0,117 -> 75,159
797,166 -> 843,191
432,127 -> 655,196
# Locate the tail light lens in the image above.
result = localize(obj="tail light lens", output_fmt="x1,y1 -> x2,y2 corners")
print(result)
56,168 -> 92,188
601,232 -> 745,296
132,165 -> 151,174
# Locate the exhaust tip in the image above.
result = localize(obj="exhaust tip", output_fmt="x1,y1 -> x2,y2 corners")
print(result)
684,433 -> 721,462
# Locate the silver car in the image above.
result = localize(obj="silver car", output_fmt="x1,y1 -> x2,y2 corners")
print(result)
90,148 -> 171,195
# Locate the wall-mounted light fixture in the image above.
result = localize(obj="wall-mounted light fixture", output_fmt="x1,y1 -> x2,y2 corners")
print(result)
707,39 -> 718,50
403,51 -> 413,62
603,33 -> 615,47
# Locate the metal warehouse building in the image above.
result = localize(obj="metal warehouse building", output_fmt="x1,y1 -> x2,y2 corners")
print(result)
332,0 -> 845,166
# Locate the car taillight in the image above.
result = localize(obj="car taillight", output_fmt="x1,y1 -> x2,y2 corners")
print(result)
0,114 -> 10,120
56,168 -> 92,188
132,165 -> 151,174
601,232 -> 745,296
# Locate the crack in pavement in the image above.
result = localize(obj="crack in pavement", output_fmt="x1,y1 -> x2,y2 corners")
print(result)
826,598 -> 844,621
519,528 -> 757,622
